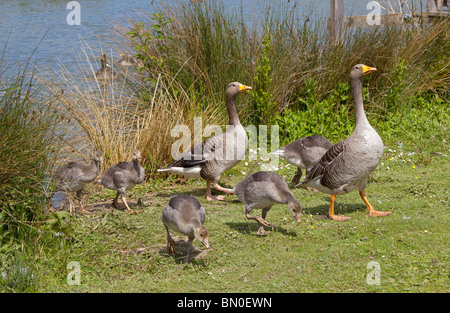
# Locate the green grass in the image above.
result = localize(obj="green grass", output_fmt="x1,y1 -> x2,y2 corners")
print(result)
1,1 -> 449,294
25,141 -> 449,293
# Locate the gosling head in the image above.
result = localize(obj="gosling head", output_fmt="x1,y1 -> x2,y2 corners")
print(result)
131,150 -> 142,162
194,226 -> 210,249
288,201 -> 302,223
93,151 -> 104,165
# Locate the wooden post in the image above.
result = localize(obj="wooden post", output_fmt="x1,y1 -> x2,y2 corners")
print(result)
329,0 -> 345,42
427,0 -> 444,12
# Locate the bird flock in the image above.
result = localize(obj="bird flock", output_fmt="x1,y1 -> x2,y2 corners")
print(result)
52,60 -> 392,262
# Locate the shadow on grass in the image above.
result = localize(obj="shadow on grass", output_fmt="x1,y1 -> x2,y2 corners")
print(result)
225,221 -> 298,237
156,188 -> 206,199
157,239 -> 210,266
301,197 -> 366,217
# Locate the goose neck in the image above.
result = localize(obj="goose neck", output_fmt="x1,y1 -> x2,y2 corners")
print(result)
226,95 -> 241,126
351,77 -> 369,129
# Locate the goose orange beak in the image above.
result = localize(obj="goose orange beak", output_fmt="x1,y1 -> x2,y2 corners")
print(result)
362,65 -> 377,75
239,84 -> 252,92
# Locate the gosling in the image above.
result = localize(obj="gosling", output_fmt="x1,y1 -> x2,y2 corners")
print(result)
162,195 -> 210,262
233,171 -> 302,236
97,150 -> 145,214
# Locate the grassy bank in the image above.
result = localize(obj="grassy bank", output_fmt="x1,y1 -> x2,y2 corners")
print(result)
26,144 -> 450,292
1,1 -> 449,292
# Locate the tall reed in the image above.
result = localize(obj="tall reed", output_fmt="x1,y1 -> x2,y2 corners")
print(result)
39,38 -> 224,175
42,2 -> 449,175
0,61 -> 63,253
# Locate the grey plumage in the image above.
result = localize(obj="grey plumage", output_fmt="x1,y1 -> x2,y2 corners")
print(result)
158,82 -> 252,201
300,64 -> 392,221
272,135 -> 333,185
95,53 -> 116,80
97,150 -> 145,214
233,171 -> 302,235
162,195 -> 210,262
118,53 -> 140,67
53,150 -> 103,214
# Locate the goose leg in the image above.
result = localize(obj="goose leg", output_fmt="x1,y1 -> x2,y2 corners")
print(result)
76,189 -> 92,215
256,208 -> 271,236
359,190 -> 392,217
164,225 -> 177,255
291,168 -> 302,185
121,195 -> 141,214
183,237 -> 194,263
206,181 -> 225,201
111,192 -> 120,209
213,183 -> 234,195
328,195 -> 351,221
245,205 -> 273,231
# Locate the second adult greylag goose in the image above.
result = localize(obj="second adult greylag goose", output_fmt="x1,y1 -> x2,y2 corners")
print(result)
97,150 -> 145,214
158,82 -> 252,201
299,64 -> 392,221
272,135 -> 333,185
95,53 -> 116,80
233,171 -> 302,236
162,195 -> 210,262
53,151 -> 104,215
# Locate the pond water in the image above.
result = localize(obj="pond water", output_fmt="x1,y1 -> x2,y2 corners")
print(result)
1,0 -> 423,72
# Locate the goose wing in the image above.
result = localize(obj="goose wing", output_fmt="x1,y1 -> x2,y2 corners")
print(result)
302,140 -> 348,190
163,132 -> 225,168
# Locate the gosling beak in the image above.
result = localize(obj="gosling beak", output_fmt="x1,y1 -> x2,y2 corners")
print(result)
203,239 -> 210,249
362,65 -> 377,75
239,84 -> 252,92
295,215 -> 302,223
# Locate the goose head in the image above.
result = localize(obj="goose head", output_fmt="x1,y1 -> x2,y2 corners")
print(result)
132,150 -> 142,162
226,82 -> 252,98
194,226 -> 210,248
93,151 -> 104,165
288,202 -> 302,223
350,64 -> 377,80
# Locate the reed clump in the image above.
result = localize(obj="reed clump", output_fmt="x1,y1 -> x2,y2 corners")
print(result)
42,1 -> 449,173
115,1 -> 448,145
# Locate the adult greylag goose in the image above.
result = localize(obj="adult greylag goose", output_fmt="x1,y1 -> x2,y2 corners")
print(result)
158,82 -> 252,201
272,135 -> 333,185
53,151 -> 103,215
233,171 -> 302,236
95,53 -> 116,80
299,64 -> 392,221
97,150 -> 145,214
162,195 -> 210,262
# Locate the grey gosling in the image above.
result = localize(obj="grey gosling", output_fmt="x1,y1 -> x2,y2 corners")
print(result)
233,171 -> 302,236
97,150 -> 145,214
162,195 -> 210,262
158,82 -> 252,201
53,151 -> 104,215
300,64 -> 392,221
272,135 -> 333,186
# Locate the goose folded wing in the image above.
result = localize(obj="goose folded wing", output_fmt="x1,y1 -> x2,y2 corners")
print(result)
164,134 -> 224,168
302,141 -> 347,190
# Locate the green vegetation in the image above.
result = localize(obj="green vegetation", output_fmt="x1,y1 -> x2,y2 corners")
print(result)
1,1 -> 449,292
